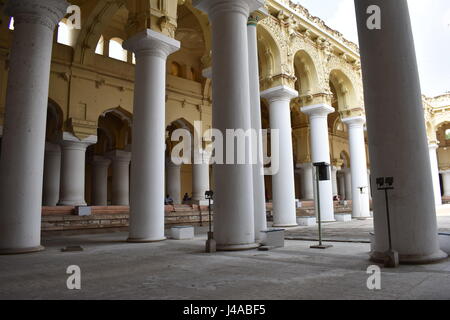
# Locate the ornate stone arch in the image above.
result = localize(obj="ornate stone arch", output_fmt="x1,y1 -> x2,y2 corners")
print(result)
73,0 -> 127,65
257,22 -> 283,83
327,55 -> 363,109
328,68 -> 359,112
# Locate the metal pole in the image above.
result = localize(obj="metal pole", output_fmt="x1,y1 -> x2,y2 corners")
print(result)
384,188 -> 392,251
208,197 -> 212,234
316,166 -> 322,246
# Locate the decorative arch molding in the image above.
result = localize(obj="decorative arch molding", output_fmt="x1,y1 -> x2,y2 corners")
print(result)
257,21 -> 283,81
180,2 -> 212,69
328,68 -> 359,112
100,106 -> 133,126
73,0 -> 127,65
290,36 -> 325,93
326,55 -> 363,109
292,49 -> 321,96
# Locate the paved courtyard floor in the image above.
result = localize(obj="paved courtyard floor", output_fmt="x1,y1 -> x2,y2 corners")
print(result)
285,215 -> 450,242
1,217 -> 450,300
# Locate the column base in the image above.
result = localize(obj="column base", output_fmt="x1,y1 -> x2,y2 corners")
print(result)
58,200 -> 87,206
370,250 -> 448,265
272,223 -> 298,228
127,237 -> 166,243
0,245 -> 45,255
216,243 -> 260,251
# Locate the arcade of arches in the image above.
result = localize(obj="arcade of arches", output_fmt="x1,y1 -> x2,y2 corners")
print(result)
0,0 -> 449,266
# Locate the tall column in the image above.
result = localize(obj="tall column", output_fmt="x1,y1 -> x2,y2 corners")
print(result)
342,168 -> 352,200
301,104 -> 335,222
194,0 -> 263,250
166,159 -> 181,205
261,86 -> 298,227
108,150 -> 131,206
367,169 -> 372,200
331,166 -> 340,198
441,170 -> 450,197
42,142 -> 61,206
248,11 -> 268,239
0,0 -> 68,254
58,133 -> 97,206
342,116 -> 371,218
123,30 -> 180,242
297,163 -> 314,200
192,150 -> 210,204
355,0 -> 446,263
91,156 -> 111,206
429,143 -> 442,206
337,172 -> 346,200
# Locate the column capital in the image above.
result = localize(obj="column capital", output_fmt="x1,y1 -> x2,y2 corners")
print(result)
295,162 -> 312,169
429,143 -> 439,151
107,150 -> 131,163
301,103 -> 335,117
92,156 -> 111,167
123,29 -> 180,59
60,132 -> 97,150
248,7 -> 268,26
332,158 -> 344,168
194,0 -> 265,17
261,85 -> 298,103
342,115 -> 366,128
202,67 -> 212,79
6,0 -> 69,30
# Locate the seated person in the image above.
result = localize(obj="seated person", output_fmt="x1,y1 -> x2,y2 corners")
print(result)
165,194 -> 174,205
182,193 -> 191,204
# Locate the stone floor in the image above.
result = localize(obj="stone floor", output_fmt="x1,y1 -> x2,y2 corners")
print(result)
1,219 -> 450,300
285,215 -> 450,242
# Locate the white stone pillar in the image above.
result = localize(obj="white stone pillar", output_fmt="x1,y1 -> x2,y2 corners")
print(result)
166,159 -> 181,205
261,86 -> 298,227
91,156 -> 111,206
0,0 -> 68,254
342,116 -> 371,218
342,168 -> 352,200
355,0 -> 446,263
301,104 -> 335,222
194,0 -> 263,250
429,143 -> 442,206
331,166 -> 340,198
108,150 -> 131,206
58,133 -> 97,206
441,170 -> 450,197
192,150 -> 210,204
248,11 -> 268,239
42,142 -> 61,206
297,163 -> 314,200
123,30 -> 180,242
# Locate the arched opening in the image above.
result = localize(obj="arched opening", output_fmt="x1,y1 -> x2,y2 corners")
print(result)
108,37 -> 127,62
293,50 -> 320,95
257,25 -> 282,83
171,4 -> 206,82
8,17 -> 14,30
95,35 -> 105,55
166,118 -> 196,205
